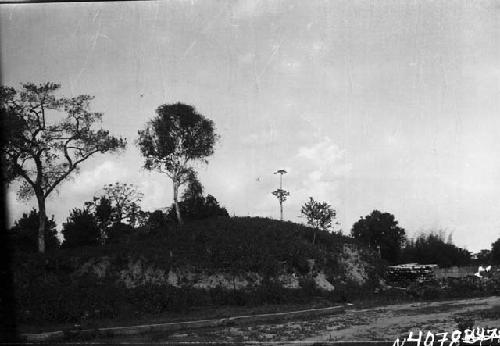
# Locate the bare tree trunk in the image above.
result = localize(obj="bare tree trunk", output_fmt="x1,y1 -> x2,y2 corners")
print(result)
279,200 -> 283,221
173,180 -> 183,225
36,194 -> 46,253
313,230 -> 317,245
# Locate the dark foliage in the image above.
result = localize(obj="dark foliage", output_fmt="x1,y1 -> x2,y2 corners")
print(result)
14,277 -> 333,324
106,222 -> 136,244
400,232 -> 471,267
475,249 -> 491,264
62,209 -> 100,248
351,210 -> 406,264
491,238 -> 500,264
139,210 -> 171,233
9,209 -> 59,253
167,194 -> 229,222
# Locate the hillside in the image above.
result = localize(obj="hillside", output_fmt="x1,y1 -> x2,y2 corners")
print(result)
13,217 -> 383,325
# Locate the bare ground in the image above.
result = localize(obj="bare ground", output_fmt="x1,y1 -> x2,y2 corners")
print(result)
91,296 -> 500,344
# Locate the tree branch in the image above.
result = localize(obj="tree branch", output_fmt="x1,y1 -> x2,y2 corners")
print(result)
44,148 -> 101,197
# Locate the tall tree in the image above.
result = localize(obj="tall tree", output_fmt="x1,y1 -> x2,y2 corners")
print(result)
351,210 -> 406,264
137,103 -> 218,225
1,82 -> 126,253
301,197 -> 337,245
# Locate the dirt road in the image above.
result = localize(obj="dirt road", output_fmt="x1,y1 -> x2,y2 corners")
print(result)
94,296 -> 500,344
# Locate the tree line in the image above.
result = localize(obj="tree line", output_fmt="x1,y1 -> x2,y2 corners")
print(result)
2,82 -> 499,267
1,82 -> 219,253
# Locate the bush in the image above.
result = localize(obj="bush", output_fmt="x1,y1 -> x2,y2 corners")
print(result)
141,210 -> 171,233
106,222 -> 136,244
62,209 -> 100,248
9,209 -> 59,253
167,194 -> 229,222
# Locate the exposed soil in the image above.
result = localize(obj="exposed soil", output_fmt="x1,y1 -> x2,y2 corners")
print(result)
91,295 -> 500,344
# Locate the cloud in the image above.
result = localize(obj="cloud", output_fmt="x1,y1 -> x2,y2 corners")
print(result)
67,160 -> 129,195
271,136 -> 352,225
295,136 -> 351,187
137,172 -> 173,212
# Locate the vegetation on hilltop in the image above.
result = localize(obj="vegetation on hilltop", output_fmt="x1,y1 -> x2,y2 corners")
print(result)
12,216 -> 382,325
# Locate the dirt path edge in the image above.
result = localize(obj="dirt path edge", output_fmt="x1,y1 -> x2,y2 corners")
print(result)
21,305 -> 346,342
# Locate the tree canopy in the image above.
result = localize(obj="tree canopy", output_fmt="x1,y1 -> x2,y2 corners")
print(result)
400,232 -> 471,267
301,197 -> 337,245
86,182 -> 145,228
1,82 -> 126,252
62,208 -> 101,248
137,102 -> 218,225
351,210 -> 406,264
491,238 -> 500,264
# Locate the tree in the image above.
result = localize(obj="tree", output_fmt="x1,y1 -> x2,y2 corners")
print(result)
89,183 -> 144,226
168,194 -> 229,222
83,183 -> 145,244
351,210 -> 406,264
143,210 -> 170,232
167,173 -> 228,222
181,169 -> 204,201
476,249 -> 491,264
1,83 -> 126,253
491,238 -> 500,264
137,103 -> 218,225
301,197 -> 337,245
9,209 -> 59,252
272,169 -> 289,221
61,208 -> 100,248
400,232 -> 471,267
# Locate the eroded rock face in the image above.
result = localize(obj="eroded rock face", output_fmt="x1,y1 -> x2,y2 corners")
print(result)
339,244 -> 370,285
278,273 -> 300,289
314,272 -> 335,291
118,259 -> 168,288
192,273 -> 249,289
72,252 -> 366,291
74,256 -> 111,279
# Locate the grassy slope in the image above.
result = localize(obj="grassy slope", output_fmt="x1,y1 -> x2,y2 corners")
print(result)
13,217 -> 384,328
35,216 -> 377,276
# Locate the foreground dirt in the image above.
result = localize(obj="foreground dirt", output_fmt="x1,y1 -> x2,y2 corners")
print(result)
92,296 -> 500,344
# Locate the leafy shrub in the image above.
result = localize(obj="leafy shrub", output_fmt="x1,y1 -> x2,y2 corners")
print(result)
167,194 -> 229,222
106,222 -> 136,244
9,209 -> 59,253
140,210 -> 171,233
62,209 -> 100,248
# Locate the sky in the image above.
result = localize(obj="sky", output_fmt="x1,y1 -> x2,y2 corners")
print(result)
1,0 -> 500,252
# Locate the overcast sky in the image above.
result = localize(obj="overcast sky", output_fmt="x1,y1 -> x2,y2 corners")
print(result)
2,0 -> 500,252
